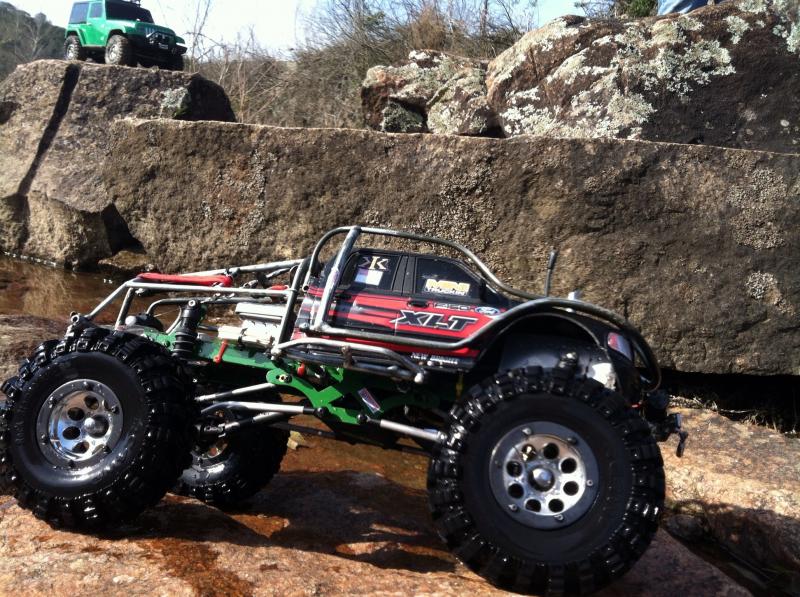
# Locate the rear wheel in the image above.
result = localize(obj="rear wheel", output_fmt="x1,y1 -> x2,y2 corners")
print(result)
1,329 -> 195,529
105,34 -> 134,66
428,368 -> 664,595
175,412 -> 288,508
64,36 -> 86,61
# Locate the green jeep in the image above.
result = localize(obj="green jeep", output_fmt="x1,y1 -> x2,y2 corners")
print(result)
64,0 -> 187,70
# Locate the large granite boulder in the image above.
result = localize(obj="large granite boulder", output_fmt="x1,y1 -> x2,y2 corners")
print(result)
363,1 -> 800,152
362,50 -> 499,135
105,119 -> 800,376
0,60 -> 235,269
486,0 -> 800,150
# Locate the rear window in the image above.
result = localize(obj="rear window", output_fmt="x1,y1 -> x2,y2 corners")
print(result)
415,258 -> 481,299
106,1 -> 154,22
343,253 -> 399,292
68,2 -> 89,23
88,2 -> 103,18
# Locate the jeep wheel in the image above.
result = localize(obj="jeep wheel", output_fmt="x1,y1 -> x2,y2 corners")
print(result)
166,54 -> 184,71
105,34 -> 134,66
428,368 -> 664,595
175,413 -> 288,508
1,329 -> 195,529
64,36 -> 86,61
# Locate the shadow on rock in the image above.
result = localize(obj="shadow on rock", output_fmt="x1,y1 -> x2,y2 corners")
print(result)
125,469 -> 456,576
668,499 -> 800,594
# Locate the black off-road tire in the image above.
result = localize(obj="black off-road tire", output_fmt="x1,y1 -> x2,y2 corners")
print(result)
64,35 -> 87,61
105,34 -> 134,66
0,328 -> 196,529
428,367 -> 664,596
176,424 -> 288,508
166,54 -> 184,71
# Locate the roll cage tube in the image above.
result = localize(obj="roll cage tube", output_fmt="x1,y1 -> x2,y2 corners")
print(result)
303,226 -> 661,391
82,257 -> 309,344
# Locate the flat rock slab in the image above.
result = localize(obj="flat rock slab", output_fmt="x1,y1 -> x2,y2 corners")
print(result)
0,61 -> 73,201
0,60 -> 235,268
0,435 -> 750,597
107,119 -> 800,376
664,407 -> 800,587
31,61 -> 235,214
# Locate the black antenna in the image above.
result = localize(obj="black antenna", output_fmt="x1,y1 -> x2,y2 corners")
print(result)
543,248 -> 558,296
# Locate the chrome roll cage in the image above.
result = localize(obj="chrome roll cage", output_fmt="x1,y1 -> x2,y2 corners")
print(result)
78,225 -> 661,390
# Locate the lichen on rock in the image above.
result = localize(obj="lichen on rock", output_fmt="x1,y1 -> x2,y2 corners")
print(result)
159,88 -> 191,119
361,50 -> 490,134
745,271 -> 795,315
380,101 -> 426,133
486,18 -> 579,88
727,167 -> 790,250
363,2 -> 800,151
487,8 -> 754,141
724,14 -> 751,43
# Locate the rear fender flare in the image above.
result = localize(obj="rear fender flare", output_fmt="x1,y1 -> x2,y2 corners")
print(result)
477,313 -> 620,389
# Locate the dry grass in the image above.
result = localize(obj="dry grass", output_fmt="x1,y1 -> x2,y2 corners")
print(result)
188,0 -> 529,127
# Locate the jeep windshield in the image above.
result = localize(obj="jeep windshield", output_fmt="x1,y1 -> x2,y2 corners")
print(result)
106,1 -> 154,22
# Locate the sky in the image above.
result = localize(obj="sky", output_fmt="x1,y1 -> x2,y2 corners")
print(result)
8,0 -> 586,54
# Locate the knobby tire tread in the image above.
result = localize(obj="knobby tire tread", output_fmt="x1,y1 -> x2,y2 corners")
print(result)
427,366 -> 664,596
1,328 -> 196,529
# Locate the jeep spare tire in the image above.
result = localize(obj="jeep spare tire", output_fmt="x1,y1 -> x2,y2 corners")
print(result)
167,54 -> 184,71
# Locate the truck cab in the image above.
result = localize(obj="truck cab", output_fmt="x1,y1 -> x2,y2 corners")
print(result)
300,248 -> 513,339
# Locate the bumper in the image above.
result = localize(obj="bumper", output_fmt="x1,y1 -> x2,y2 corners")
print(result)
128,34 -> 187,59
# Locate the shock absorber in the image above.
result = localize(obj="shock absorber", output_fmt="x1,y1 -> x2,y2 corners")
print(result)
172,300 -> 202,359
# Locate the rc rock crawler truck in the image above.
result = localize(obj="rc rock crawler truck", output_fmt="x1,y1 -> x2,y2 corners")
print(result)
65,0 -> 187,70
1,226 -> 687,595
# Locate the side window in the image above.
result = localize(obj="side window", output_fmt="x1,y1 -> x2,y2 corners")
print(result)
415,258 -> 481,299
88,2 -> 103,18
69,2 -> 89,23
343,253 -> 399,292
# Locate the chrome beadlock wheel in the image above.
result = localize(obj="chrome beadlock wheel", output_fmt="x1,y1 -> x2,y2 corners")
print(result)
108,42 -> 121,63
489,422 -> 599,529
35,379 -> 124,468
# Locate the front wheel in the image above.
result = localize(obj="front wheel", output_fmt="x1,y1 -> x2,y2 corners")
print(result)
64,36 -> 86,61
1,329 -> 195,529
428,368 -> 664,595
105,34 -> 134,66
166,54 -> 184,71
